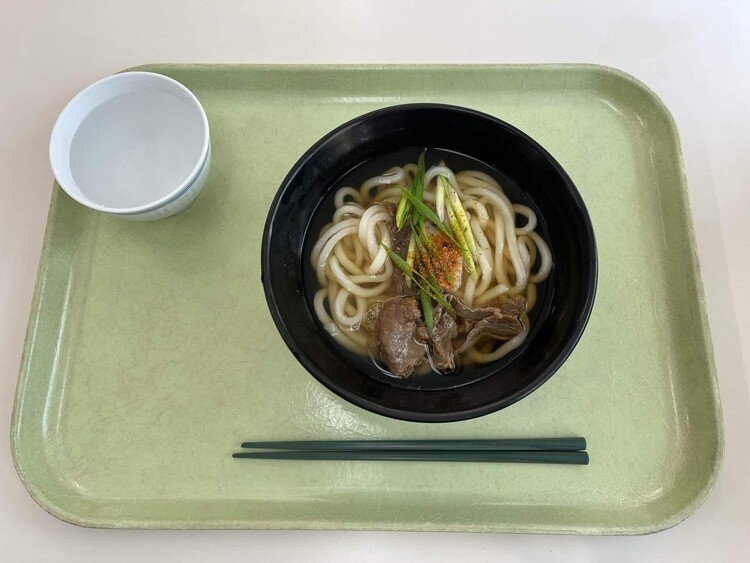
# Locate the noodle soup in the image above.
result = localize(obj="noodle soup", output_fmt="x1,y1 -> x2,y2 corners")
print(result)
303,148 -> 554,389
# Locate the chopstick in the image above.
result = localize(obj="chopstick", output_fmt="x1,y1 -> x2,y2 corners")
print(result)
233,438 -> 588,465
232,450 -> 589,465
239,437 -> 586,452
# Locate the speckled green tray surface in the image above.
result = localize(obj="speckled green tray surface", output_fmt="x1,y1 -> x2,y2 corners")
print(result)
12,64 -> 723,533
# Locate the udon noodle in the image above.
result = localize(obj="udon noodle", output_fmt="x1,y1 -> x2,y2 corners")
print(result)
311,160 -> 552,371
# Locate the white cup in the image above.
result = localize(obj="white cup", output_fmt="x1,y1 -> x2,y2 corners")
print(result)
49,71 -> 210,220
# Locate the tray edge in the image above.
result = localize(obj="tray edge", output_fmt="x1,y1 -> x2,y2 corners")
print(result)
10,63 -> 725,534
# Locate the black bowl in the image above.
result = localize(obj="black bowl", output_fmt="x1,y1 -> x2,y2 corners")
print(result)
262,104 -> 597,423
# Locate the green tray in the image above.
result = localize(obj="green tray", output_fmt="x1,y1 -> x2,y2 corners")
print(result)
11,64 -> 723,533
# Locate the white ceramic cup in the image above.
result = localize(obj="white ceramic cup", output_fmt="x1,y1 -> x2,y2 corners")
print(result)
49,71 -> 210,220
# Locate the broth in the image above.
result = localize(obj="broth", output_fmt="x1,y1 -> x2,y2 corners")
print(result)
302,148 -> 554,391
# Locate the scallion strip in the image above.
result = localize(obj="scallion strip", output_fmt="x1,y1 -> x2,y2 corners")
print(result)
405,233 -> 417,286
435,174 -> 447,221
395,150 -> 426,229
443,175 -> 478,257
395,185 -> 410,229
446,197 -> 478,279
413,151 -> 426,200
420,290 -> 434,334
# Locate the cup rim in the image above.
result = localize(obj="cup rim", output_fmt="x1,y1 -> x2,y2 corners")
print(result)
49,71 -> 210,215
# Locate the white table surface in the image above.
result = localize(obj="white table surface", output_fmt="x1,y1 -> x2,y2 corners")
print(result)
2,1 -> 749,561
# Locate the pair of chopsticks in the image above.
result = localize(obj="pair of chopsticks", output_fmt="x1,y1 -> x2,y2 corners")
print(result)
233,438 -> 588,465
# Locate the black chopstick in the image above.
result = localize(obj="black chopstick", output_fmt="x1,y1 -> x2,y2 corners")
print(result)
240,437 -> 586,452
232,450 -> 589,465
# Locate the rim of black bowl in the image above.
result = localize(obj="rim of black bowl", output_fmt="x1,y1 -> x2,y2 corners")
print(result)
261,103 -> 598,423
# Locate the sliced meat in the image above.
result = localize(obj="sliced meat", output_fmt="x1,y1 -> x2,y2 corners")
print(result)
416,306 -> 458,372
450,294 -> 526,353
370,297 -> 426,378
455,314 -> 524,354
495,295 -> 527,317
451,294 -> 527,320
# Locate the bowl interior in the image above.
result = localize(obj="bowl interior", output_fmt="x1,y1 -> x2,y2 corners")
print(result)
301,147 -> 555,392
49,72 -> 209,213
263,104 -> 596,422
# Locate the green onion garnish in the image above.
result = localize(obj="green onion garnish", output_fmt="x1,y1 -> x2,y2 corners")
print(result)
446,197 -> 478,279
435,174 -> 446,221
442,174 -> 478,258
395,186 -> 410,229
420,290 -> 434,334
395,151 -> 425,228
382,244 -> 452,311
398,188 -> 466,251
405,233 -> 417,286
